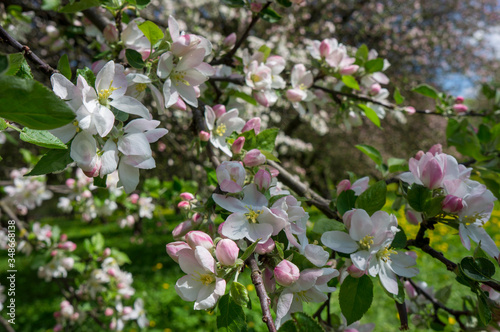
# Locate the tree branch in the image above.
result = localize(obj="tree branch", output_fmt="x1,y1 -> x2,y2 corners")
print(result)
0,24 -> 57,76
0,316 -> 15,332
210,2 -> 271,66
246,255 -> 277,332
82,8 -> 110,32
395,301 -> 409,330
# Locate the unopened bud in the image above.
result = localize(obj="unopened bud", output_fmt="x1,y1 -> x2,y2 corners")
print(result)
192,213 -> 203,223
103,247 -> 111,257
369,83 -> 381,95
231,137 -> 245,155
129,193 -> 139,204
442,195 -> 464,214
105,308 -> 114,316
223,33 -> 237,49
255,237 -> 275,254
319,40 -> 331,58
241,117 -> 261,135
336,179 -> 351,195
172,220 -> 194,238
254,169 -> 272,191
453,104 -> 468,113
180,192 -> 195,201
428,144 -> 442,155
103,24 -> 119,43
60,234 -> 68,242
66,178 -> 75,188
455,96 -> 464,104
178,201 -> 190,209
199,130 -> 210,142
347,264 -> 365,278
243,149 -> 266,167
171,98 -> 187,111
274,260 -> 300,287
414,150 -> 425,160
185,231 -> 214,250
216,239 -> 239,266
166,241 -> 191,262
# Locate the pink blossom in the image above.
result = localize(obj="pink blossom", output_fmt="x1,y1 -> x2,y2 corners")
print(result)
243,149 -> 266,167
215,239 -> 239,266
213,104 -> 226,118
231,137 -> 245,154
223,33 -> 236,49
166,241 -> 191,262
217,161 -> 246,193
241,117 -> 261,134
199,130 -> 210,142
453,104 -> 468,113
129,193 -> 140,204
180,192 -> 195,201
274,260 -> 300,286
255,169 -> 272,191
185,231 -> 214,250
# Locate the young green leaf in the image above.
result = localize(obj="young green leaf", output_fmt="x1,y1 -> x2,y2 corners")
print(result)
230,281 -> 250,307
57,54 -> 71,80
217,294 -> 247,332
125,49 -> 145,69
138,21 -> 165,46
26,149 -> 73,176
339,275 -> 373,325
355,144 -> 383,166
341,75 -> 360,90
393,87 -> 405,105
355,180 -> 387,216
20,128 -> 67,149
336,190 -> 357,216
407,184 -> 431,212
358,104 -> 381,128
412,84 -> 439,99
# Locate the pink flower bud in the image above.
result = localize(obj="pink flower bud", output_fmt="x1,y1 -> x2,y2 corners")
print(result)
250,2 -> 263,12
231,137 -> 245,154
453,104 -> 468,113
428,144 -> 442,155
60,234 -> 68,242
166,241 -> 191,262
192,213 -> 203,223
241,117 -> 261,135
109,321 -> 117,330
51,250 -> 58,257
274,260 -> 300,287
105,308 -> 114,316
60,300 -> 71,309
103,247 -> 111,257
266,166 -> 279,177
414,150 -> 425,160
117,282 -> 125,289
347,264 -> 365,278
455,96 -> 464,104
83,159 -> 102,178
58,241 -> 77,251
103,24 -> 119,43
199,130 -> 210,142
71,312 -> 79,321
158,141 -> 167,152
336,179 -> 351,195
286,88 -> 305,102
107,268 -> 116,277
180,192 -> 195,201
339,65 -> 359,75
213,104 -> 226,118
255,238 -> 275,254
369,83 -> 381,95
171,98 -> 187,111
54,324 -> 63,332
66,178 -> 75,188
254,169 -> 272,191
123,306 -> 133,315
243,149 -> 266,167
404,281 -> 417,299
172,220 -> 194,238
319,40 -> 331,58
216,239 -> 239,266
442,195 -> 464,214
81,190 -> 92,199
185,231 -> 214,250
223,33 -> 236,49
404,106 -> 416,114
253,91 -> 270,107
177,201 -> 190,209
129,193 -> 139,204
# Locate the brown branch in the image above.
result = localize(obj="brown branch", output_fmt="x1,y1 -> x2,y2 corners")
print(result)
210,2 -> 271,66
246,255 -> 277,332
82,8 -> 110,32
267,161 -> 340,221
0,24 -> 57,77
395,301 -> 409,330
0,316 -> 15,332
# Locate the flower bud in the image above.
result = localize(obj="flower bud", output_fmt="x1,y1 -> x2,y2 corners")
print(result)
185,231 -> 214,250
82,190 -> 92,199
171,98 -> 187,111
243,149 -> 266,167
404,106 -> 416,114
60,234 -> 68,242
274,260 -> 300,286
51,250 -> 58,257
71,312 -> 80,321
319,40 -> 331,58
180,192 -> 195,201
192,213 -> 203,223
66,178 -> 75,188
442,195 -> 464,214
231,137 -> 245,155
105,308 -> 114,316
103,24 -> 119,43
414,150 -> 425,160
254,169 -> 272,191
255,237 -> 275,254
166,241 -> 191,262
250,2 -> 263,12
428,144 -> 442,155
404,281 -> 417,299
241,117 -> 261,135
455,96 -> 464,104
172,220 -> 194,238
336,179 -> 351,195
286,88 -> 305,102
216,239 -> 239,266
103,247 -> 111,257
83,159 -> 102,178
123,307 -> 133,315
369,83 -> 382,95
339,65 -> 359,75
453,104 -> 468,113
223,33 -> 236,49
129,193 -> 139,204
199,130 -> 210,142
178,201 -> 190,209
58,241 -> 77,251
213,104 -> 226,118
347,264 -> 365,278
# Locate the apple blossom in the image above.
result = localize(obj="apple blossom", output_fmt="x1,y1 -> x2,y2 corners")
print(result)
243,149 -> 266,167
274,260 -> 300,287
185,231 -> 214,250
216,161 -> 246,193
241,117 -> 262,134
254,169 -> 272,191
215,239 -> 239,266
205,105 -> 245,156
232,136 -> 245,154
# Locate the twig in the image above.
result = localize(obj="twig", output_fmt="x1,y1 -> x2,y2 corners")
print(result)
246,255 -> 277,332
395,301 -> 409,330
0,316 -> 15,332
267,160 -> 340,221
82,8 -> 110,32
210,2 -> 272,66
0,25 -> 57,76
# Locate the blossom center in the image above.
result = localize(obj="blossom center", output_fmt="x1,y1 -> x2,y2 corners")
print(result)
215,123 -> 227,136
172,71 -> 190,86
358,235 -> 374,251
98,80 -> 119,105
135,83 -> 147,93
377,246 -> 397,263
299,83 -> 307,90
296,290 -> 313,302
462,212 -> 485,226
199,273 -> 215,285
245,208 -> 263,223
251,74 -> 262,83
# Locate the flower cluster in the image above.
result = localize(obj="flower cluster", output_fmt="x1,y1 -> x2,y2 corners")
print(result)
400,145 -> 499,259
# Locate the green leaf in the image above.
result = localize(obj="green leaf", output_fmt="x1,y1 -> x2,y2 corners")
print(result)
482,84 -> 496,100
231,90 -> 258,106
76,67 -> 96,87
26,148 -> 72,176
391,226 -> 407,249
260,7 -> 282,23
60,0 -> 100,13
276,241 -> 284,259
93,175 -> 107,188
291,312 -> 325,331
0,118 -> 7,130
412,84 -> 439,99
355,144 -> 383,166
477,291 -> 492,325
260,149 -> 280,162
217,294 -> 247,332
258,45 -> 272,62
42,0 -> 61,10
312,218 -> 346,234
128,0 -> 150,9
387,158 -> 408,173
393,88 -> 405,105
356,44 -> 369,62
358,104 -> 381,128
125,49 -> 145,69
355,180 -> 387,216
407,184 -> 431,212
240,241 -> 259,262
222,0 -> 245,7
0,55 -> 8,74
339,275 -> 373,325
278,320 -> 298,332
459,257 -> 495,282
446,118 -> 486,161
15,59 -> 33,79
365,59 -> 384,73
230,281 -> 250,307
276,0 -> 292,7
138,21 -> 165,46
20,128 -> 67,149
434,285 -> 452,305
336,190 -> 357,216
5,53 -> 25,76
0,76 -> 74,130
256,128 -> 279,152
111,249 -> 131,265
341,75 -> 360,90
424,196 -> 445,218
91,233 -> 105,252
57,54 -> 71,80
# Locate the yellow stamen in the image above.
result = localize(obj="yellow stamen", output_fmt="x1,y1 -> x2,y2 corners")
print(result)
377,246 -> 397,263
199,273 -> 215,285
215,123 -> 227,136
172,72 -> 190,86
358,235 -> 374,251
245,208 -> 262,223
251,74 -> 262,83
98,80 -> 119,105
135,83 -> 147,92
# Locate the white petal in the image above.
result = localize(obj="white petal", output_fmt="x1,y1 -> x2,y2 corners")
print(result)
110,96 -> 151,119
321,231 -> 358,253
118,161 -> 140,193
